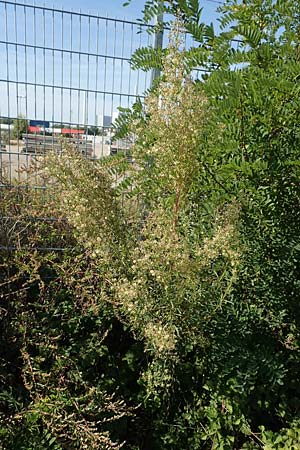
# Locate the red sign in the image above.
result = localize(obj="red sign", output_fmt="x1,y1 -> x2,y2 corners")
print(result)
28,126 -> 40,133
61,129 -> 85,134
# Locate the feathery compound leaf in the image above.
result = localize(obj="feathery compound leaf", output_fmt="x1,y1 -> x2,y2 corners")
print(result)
234,25 -> 264,48
142,0 -> 165,24
185,22 -> 205,43
184,47 -> 208,71
112,98 -> 145,140
131,46 -> 165,71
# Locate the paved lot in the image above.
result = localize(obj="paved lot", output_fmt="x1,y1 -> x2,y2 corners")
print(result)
1,145 -> 34,183
0,142 -> 111,184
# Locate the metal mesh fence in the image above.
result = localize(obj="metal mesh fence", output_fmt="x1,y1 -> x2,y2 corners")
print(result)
0,0 -> 159,253
0,0 -> 220,253
0,0 -> 156,187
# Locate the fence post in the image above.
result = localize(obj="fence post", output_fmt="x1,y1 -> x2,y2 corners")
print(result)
150,2 -> 164,86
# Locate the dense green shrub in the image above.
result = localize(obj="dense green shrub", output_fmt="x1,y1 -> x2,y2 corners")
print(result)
1,0 -> 300,448
0,189 -> 140,449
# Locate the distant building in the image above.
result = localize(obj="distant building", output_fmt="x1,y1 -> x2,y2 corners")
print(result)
28,126 -> 41,133
29,120 -> 50,128
0,124 -> 14,131
97,114 -> 112,128
61,128 -> 85,137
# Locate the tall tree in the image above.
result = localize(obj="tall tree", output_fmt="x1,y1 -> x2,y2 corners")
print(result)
11,115 -> 28,140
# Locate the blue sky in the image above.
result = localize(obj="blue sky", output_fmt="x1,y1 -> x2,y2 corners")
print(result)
22,0 -> 219,27
56,0 -> 147,20
43,0 -> 218,23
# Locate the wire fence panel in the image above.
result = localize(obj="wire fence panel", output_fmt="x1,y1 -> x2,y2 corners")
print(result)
0,0 -> 225,254
0,0 -> 154,187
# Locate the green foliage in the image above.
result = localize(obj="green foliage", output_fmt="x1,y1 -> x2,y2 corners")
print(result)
11,115 -> 28,140
130,46 -> 165,71
260,422 -> 300,449
0,189 -> 138,449
123,2 -> 300,448
112,98 -> 145,141
2,1 -> 300,449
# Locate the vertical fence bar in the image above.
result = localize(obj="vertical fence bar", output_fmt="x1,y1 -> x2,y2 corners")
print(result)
14,2 -> 20,182
150,4 -> 164,86
136,29 -> 142,97
120,20 -> 125,115
61,8 -> 64,128
128,22 -> 134,109
102,15 -> 108,157
33,2 -> 37,181
85,13 -> 91,156
94,14 -> 100,158
70,10 -> 73,126
24,4 -> 29,176
52,5 -> 55,153
34,2 -> 37,120
4,2 -> 11,182
42,4 -> 45,159
77,11 -> 82,128
110,18 -> 117,155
